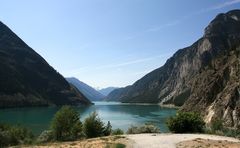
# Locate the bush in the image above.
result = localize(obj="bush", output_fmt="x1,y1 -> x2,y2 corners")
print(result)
0,123 -> 34,147
127,123 -> 160,134
211,119 -> 223,132
166,112 -> 205,133
112,128 -> 124,135
222,128 -> 240,138
106,143 -> 126,148
37,130 -> 53,143
204,119 -> 240,138
104,121 -> 112,136
50,106 -> 83,141
126,126 -> 138,134
83,111 -> 112,138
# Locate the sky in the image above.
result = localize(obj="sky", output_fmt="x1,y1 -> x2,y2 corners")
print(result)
0,0 -> 239,89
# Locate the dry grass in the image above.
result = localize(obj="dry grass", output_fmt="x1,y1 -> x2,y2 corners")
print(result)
23,136 -> 131,148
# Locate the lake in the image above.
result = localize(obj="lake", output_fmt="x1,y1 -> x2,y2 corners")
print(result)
0,102 -> 177,135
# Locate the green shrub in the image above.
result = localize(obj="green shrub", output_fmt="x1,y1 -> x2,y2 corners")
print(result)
112,128 -> 124,135
139,123 -> 160,133
37,130 -> 53,143
106,143 -> 126,148
115,143 -> 126,148
127,123 -> 160,134
83,111 -> 112,138
211,119 -> 223,132
126,125 -> 138,134
104,121 -> 112,136
204,119 -> 240,138
50,106 -> 83,141
0,123 -> 34,147
166,112 -> 205,133
222,128 -> 240,138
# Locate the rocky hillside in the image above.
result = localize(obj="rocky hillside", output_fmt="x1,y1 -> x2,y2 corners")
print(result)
106,10 -> 240,127
0,21 -> 91,108
66,77 -> 105,101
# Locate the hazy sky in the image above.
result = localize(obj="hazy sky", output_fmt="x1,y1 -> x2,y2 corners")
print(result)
0,0 -> 239,88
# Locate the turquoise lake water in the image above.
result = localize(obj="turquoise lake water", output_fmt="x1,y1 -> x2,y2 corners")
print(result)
0,102 -> 177,135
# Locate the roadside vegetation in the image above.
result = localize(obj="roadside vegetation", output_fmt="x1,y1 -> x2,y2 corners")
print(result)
166,112 -> 205,133
0,123 -> 34,147
166,111 -> 240,138
39,107 -> 114,143
2,107 -> 240,147
83,111 -> 112,138
127,123 -> 160,134
112,128 -> 124,135
50,106 -> 83,141
205,119 -> 240,138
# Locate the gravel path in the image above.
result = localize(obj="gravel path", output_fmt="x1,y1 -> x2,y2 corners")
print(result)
126,134 -> 240,148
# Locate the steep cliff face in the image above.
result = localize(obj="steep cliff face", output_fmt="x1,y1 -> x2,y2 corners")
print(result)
0,21 -> 91,108
182,10 -> 240,127
106,10 -> 240,127
106,39 -> 203,105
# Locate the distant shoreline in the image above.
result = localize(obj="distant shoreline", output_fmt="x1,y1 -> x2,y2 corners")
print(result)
159,104 -> 180,109
99,101 -> 180,109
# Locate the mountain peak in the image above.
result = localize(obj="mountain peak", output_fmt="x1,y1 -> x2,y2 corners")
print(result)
0,21 -> 29,49
204,9 -> 240,37
0,21 -> 91,107
226,9 -> 240,19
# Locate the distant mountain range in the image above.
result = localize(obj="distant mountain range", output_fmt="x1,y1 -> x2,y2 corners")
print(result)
98,87 -> 118,96
0,21 -> 91,108
66,77 -> 105,101
106,10 -> 240,128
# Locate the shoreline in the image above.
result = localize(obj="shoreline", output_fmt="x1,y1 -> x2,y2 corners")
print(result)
100,101 -> 181,109
159,104 -> 181,109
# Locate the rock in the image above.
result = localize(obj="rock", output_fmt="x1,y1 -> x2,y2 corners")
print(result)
106,9 -> 240,127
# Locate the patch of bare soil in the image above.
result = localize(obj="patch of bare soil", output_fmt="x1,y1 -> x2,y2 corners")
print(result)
176,138 -> 240,148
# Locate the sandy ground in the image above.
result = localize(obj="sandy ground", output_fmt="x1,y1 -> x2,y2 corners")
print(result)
24,136 -> 130,148
22,134 -> 240,148
126,134 -> 240,148
177,138 -> 240,148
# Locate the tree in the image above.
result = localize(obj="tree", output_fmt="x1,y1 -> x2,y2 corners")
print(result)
83,111 -> 110,138
103,121 -> 112,136
50,106 -> 82,141
166,112 -> 205,133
